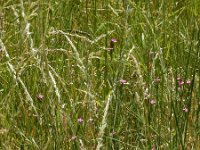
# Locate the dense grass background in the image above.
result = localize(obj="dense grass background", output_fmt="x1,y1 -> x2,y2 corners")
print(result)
0,0 -> 200,149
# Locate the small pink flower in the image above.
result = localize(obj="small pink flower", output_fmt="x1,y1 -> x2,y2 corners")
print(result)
110,38 -> 117,51
186,80 -> 191,85
151,146 -> 156,150
37,93 -> 44,101
178,79 -> 184,87
120,79 -> 127,84
111,38 -> 117,43
150,100 -> 156,105
177,76 -> 181,81
78,118 -> 84,123
183,107 -> 188,112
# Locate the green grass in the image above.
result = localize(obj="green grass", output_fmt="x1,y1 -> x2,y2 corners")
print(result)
0,0 -> 200,149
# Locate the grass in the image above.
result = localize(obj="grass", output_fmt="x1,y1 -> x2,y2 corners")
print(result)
0,0 -> 200,149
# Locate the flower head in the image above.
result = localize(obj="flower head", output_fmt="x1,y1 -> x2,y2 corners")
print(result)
120,79 -> 127,84
151,146 -> 156,150
37,93 -> 44,101
109,38 -> 117,51
150,99 -> 156,105
183,107 -> 188,113
177,76 -> 181,81
77,118 -> 84,123
111,38 -> 117,43
178,79 -> 184,87
186,80 -> 191,85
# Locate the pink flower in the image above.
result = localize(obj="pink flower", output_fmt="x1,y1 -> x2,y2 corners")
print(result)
78,118 -> 84,123
150,100 -> 156,105
109,38 -> 117,51
183,107 -> 188,112
151,146 -> 156,150
186,80 -> 191,85
178,79 -> 184,87
177,76 -> 181,81
37,93 -> 44,101
111,38 -> 117,43
120,79 -> 127,84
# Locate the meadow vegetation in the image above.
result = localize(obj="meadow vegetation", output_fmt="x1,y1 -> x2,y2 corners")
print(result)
0,0 -> 200,149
